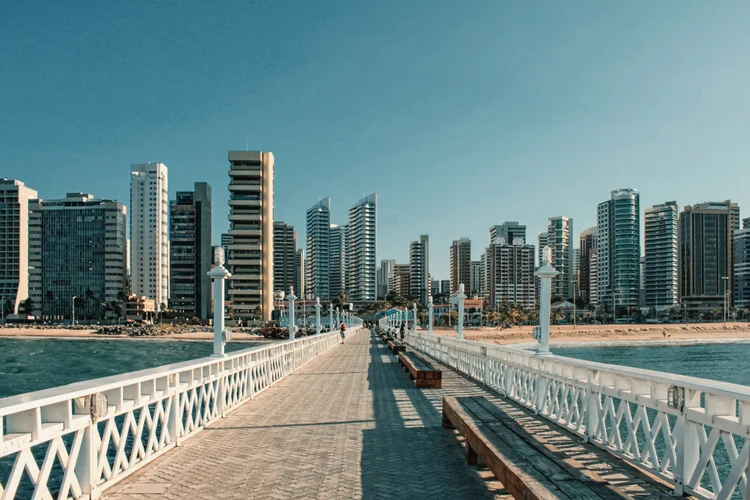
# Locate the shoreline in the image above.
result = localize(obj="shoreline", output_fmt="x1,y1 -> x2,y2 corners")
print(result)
0,328 -> 267,342
432,322 -> 750,347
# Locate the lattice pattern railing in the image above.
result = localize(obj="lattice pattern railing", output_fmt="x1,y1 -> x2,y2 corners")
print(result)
407,332 -> 750,500
0,327 -> 361,499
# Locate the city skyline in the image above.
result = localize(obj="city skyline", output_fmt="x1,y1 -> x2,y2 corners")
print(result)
2,2 -> 750,279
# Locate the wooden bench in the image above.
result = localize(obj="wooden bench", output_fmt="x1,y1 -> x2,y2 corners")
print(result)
442,396 -> 629,500
397,351 -> 442,388
386,339 -> 405,353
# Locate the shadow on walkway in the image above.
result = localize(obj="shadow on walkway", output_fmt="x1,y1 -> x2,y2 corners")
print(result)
360,331 -> 504,499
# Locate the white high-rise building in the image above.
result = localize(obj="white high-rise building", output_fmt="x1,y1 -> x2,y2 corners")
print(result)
484,237 -> 536,309
130,163 -> 169,308
305,198 -> 331,299
0,179 -> 38,315
409,235 -> 429,304
347,193 -> 377,301
329,223 -> 349,299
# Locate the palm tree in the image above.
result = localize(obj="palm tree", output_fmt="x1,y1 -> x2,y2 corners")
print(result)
552,308 -> 564,329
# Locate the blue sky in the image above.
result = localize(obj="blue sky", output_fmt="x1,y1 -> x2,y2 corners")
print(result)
2,1 -> 749,280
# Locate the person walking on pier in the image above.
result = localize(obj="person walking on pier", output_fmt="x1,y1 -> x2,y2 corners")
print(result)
399,323 -> 405,341
339,321 -> 346,344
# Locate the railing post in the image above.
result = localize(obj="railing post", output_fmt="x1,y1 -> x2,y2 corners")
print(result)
482,346 -> 490,386
585,370 -> 599,443
169,388 -> 182,445
208,246 -> 231,358
286,287 -> 297,341
75,421 -> 99,499
427,295 -> 434,335
674,388 -> 700,496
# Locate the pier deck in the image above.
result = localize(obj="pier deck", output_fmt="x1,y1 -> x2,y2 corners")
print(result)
105,330 -> 676,499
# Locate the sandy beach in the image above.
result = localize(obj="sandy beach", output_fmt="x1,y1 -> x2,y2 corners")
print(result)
0,327 -> 267,342
433,322 -> 750,346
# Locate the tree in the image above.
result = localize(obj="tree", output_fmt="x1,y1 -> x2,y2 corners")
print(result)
18,298 -> 35,316
113,303 -> 124,322
551,308 -> 564,328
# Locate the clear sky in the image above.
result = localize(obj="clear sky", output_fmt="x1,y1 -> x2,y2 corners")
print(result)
2,1 -> 749,280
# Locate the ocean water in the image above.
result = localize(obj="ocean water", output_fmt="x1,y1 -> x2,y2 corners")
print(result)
0,337 -> 267,399
551,342 -> 750,386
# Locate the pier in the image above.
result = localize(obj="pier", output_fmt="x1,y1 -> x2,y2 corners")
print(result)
3,324 -> 749,499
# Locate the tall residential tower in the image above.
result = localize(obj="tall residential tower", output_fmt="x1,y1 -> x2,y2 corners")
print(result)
347,194 -> 377,301
130,162 -> 169,308
227,151 -> 274,321
0,179 -> 37,314
644,201 -> 678,307
169,183 -> 212,319
305,198 -> 331,299
409,235 -> 430,303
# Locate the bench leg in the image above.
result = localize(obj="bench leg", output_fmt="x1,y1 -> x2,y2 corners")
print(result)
466,442 -> 478,466
442,412 -> 454,429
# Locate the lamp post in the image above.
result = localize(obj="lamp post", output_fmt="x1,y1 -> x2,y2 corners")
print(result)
286,287 -> 297,340
412,303 -> 418,335
329,303 -> 334,331
535,246 -> 559,356
72,296 -> 77,326
452,283 -> 467,340
208,247 -> 232,357
428,295 -> 434,335
314,297 -> 321,335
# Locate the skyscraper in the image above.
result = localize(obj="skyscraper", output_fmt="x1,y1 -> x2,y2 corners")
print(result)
295,249 -> 305,299
227,151 -> 274,321
220,233 -> 231,263
377,259 -> 395,298
389,264 -> 410,297
596,189 -> 641,315
484,237 -> 536,309
0,179 -> 37,315
679,200 -> 739,315
329,223 -> 349,299
734,227 -> 750,311
29,193 -> 127,320
409,235 -> 430,303
169,183 -> 212,319
347,193 -> 377,301
578,227 -> 597,305
273,221 -> 297,296
470,261 -> 482,296
130,162 -> 169,308
450,238 -> 471,293
546,216 -> 574,299
305,198 -> 331,300
489,222 -> 526,244
644,201 -> 678,307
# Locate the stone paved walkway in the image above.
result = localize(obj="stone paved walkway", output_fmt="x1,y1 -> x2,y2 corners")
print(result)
105,330 -> 505,499
106,330 -> 676,500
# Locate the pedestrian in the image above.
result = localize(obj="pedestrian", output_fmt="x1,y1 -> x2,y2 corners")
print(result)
399,323 -> 405,341
339,321 -> 347,344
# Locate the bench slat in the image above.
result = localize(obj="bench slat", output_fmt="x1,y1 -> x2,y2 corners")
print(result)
443,397 -> 570,500
459,398 -> 608,500
470,397 -> 632,500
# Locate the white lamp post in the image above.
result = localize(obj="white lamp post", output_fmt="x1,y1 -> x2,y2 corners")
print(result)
428,295 -> 434,335
452,284 -> 467,340
314,297 -> 321,335
286,287 -> 297,340
412,303 -> 418,335
329,303 -> 334,331
535,246 -> 559,356
71,296 -> 77,326
208,247 -> 232,357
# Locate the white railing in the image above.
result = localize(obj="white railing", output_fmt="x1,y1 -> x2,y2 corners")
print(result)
407,331 -> 750,500
0,327 -> 361,500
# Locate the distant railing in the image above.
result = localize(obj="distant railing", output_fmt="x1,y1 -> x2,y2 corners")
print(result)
0,326 -> 362,499
407,331 -> 750,500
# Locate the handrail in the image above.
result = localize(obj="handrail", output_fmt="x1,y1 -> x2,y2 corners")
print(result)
0,326 -> 363,499
407,331 -> 750,500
